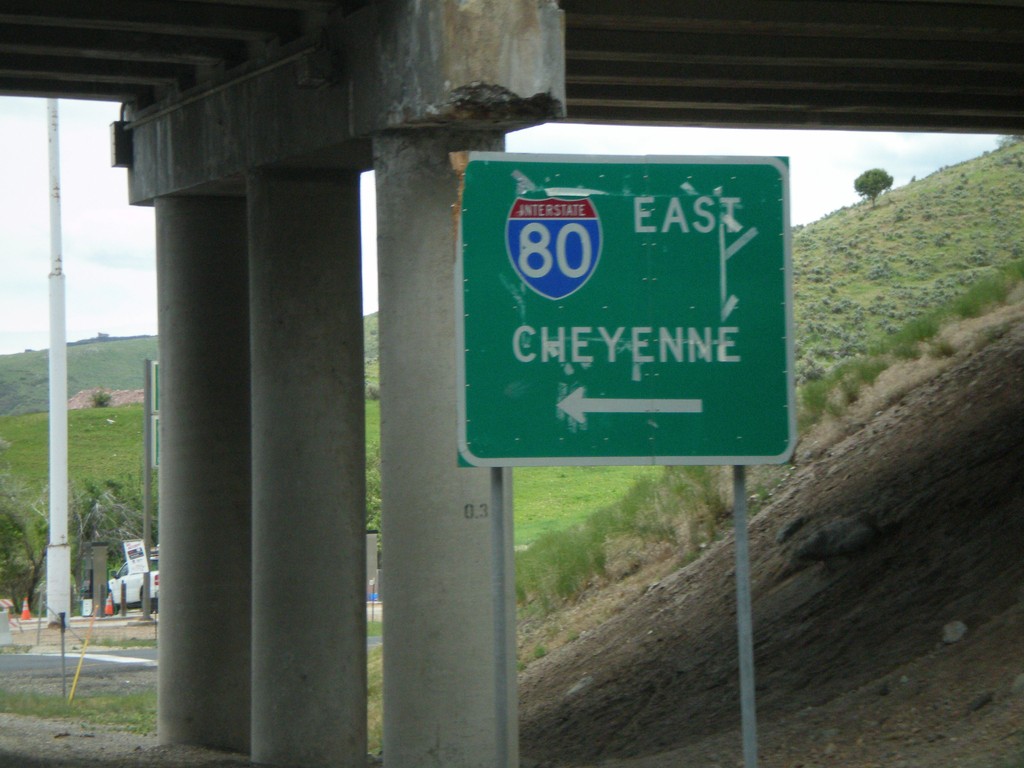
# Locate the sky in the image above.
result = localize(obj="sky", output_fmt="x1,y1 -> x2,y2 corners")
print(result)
0,96 -> 1002,356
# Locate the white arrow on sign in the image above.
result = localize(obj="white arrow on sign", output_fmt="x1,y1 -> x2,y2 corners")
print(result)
557,387 -> 703,425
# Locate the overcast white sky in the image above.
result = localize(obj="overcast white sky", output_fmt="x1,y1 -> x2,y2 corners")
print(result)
0,97 -> 1001,356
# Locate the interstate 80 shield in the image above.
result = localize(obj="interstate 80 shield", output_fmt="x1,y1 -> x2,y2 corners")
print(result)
505,195 -> 602,300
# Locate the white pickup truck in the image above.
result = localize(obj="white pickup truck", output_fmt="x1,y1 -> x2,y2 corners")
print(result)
107,554 -> 159,612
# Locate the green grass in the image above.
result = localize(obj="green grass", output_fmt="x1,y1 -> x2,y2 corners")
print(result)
0,337 -> 159,417
515,468 -> 725,612
0,404 -> 146,489
366,400 -> 380,449
0,688 -> 156,734
1,401 -> 374,490
363,313 -> 379,362
886,314 -> 944,359
798,257 -> 1024,430
872,256 -> 1024,360
1,617 -> 381,740
798,356 -> 889,429
368,646 -> 383,754
512,465 -> 658,546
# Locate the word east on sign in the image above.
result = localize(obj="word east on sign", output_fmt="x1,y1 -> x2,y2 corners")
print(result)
456,153 -> 795,467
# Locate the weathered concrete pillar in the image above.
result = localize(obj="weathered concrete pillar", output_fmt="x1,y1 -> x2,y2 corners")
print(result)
155,196 -> 251,752
248,169 -> 366,767
375,129 -> 517,768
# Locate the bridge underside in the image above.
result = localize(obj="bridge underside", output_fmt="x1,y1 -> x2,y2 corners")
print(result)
1,2 -> 1021,147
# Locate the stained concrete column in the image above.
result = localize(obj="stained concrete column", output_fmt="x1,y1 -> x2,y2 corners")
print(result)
375,129 -> 518,768
155,196 -> 251,752
248,169 -> 366,767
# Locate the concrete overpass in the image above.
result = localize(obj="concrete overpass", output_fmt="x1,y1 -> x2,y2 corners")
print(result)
3,2 -> 1024,135
1,2 -> 1022,767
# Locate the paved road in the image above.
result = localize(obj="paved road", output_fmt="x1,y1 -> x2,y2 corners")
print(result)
0,648 -> 157,674
1,638 -> 380,676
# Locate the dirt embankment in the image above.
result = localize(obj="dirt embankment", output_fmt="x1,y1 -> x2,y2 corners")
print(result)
520,309 -> 1024,768
67,388 -> 144,410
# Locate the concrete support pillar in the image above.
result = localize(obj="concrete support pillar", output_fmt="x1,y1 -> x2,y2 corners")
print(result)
375,130 -> 517,768
248,169 -> 366,767
155,196 -> 251,752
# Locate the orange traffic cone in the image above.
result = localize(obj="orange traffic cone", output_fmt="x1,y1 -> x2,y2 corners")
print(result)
20,597 -> 31,621
104,592 -> 115,616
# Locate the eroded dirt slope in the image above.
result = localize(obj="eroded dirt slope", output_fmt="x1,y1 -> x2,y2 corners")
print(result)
520,313 -> 1024,767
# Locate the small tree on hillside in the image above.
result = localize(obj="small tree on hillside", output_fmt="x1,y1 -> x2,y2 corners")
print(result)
854,168 -> 894,207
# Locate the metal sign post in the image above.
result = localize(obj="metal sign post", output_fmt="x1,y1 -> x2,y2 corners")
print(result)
733,465 -> 757,768
490,467 -> 511,767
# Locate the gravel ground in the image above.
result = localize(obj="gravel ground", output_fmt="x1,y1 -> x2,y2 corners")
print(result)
0,618 -> 384,767
0,619 -> 251,767
0,711 -> 250,768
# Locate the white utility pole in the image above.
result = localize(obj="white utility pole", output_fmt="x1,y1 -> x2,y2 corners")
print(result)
45,98 -> 71,622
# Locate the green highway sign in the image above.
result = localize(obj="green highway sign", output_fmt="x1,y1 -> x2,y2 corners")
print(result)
456,153 -> 795,466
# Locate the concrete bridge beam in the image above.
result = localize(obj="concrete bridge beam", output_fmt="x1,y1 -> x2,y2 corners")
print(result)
343,0 -> 564,133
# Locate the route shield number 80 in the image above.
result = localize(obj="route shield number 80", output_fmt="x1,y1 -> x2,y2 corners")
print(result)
506,196 -> 603,300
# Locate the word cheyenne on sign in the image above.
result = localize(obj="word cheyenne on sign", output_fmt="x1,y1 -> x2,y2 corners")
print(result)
512,325 -> 741,365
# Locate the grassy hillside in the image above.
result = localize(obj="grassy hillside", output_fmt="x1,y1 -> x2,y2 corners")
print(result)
0,336 -> 159,417
0,405 -> 146,487
793,139 -> 1024,381
0,315 -> 380,418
